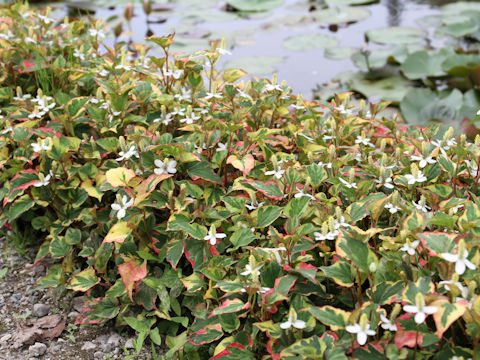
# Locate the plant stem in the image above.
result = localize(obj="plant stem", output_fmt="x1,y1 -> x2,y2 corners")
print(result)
413,325 -> 419,360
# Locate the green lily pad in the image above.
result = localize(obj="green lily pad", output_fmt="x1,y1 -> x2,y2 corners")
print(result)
400,88 -> 463,128
400,49 -> 452,80
181,10 -> 241,23
311,6 -> 370,25
351,44 -> 424,70
282,34 -> 338,51
435,15 -> 478,38
441,2 -> 480,15
223,56 -> 284,76
442,54 -> 480,77
416,14 -> 442,28
366,26 -> 426,45
326,0 -> 378,4
324,47 -> 356,60
226,0 -> 284,12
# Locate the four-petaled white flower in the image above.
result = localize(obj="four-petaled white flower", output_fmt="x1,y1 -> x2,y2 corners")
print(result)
153,113 -> 172,125
162,66 -> 183,80
385,203 -> 401,214
264,163 -> 285,179
403,294 -> 437,324
116,145 -> 139,162
280,309 -> 306,330
411,154 -> 436,168
31,139 -> 51,152
217,47 -> 232,56
88,29 -> 105,38
405,170 -> 427,184
294,187 -> 315,200
154,159 -> 177,175
111,195 -> 134,220
334,215 -> 350,230
314,230 -> 339,241
263,83 -> 283,92
216,142 -> 227,152
204,226 -> 226,246
339,177 -> 357,189
318,161 -> 333,169
245,200 -> 264,211
179,113 -> 200,124
412,200 -> 431,213
441,248 -> 476,275
73,48 -> 85,61
115,64 -> 132,71
355,135 -> 374,147
375,176 -> 394,189
240,264 -> 262,276
400,240 -> 419,256
238,89 -> 252,101
205,91 -> 222,100
380,314 -> 397,332
33,173 -> 51,187
346,316 -> 375,345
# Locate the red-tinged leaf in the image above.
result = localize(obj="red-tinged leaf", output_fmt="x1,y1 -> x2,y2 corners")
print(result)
394,330 -> 424,348
211,342 -> 246,359
243,180 -> 284,200
103,221 -> 133,244
189,324 -> 223,346
211,299 -> 250,316
309,306 -> 350,331
264,275 -> 296,304
105,167 -> 136,187
254,321 -> 283,339
227,154 -> 255,176
134,173 -> 172,205
181,272 -> 205,293
118,258 -> 147,301
431,297 -> 467,338
417,232 -> 456,257
292,263 -> 317,282
67,267 -> 100,292
4,170 -> 39,204
265,135 -> 293,149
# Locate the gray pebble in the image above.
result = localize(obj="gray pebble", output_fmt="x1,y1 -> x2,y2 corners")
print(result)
81,341 -> 97,351
11,293 -> 21,301
94,351 -> 104,359
28,342 -> 47,357
71,296 -> 85,313
33,303 -> 50,317
107,333 -> 122,346
0,333 -> 11,344
124,338 -> 134,349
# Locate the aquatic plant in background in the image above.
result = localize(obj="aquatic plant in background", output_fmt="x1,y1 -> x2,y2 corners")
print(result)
2,3 -> 480,359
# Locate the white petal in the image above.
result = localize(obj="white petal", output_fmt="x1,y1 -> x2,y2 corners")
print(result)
111,204 -> 121,211
366,329 -> 376,336
357,331 -> 367,345
117,209 -> 126,219
465,259 -> 476,270
423,306 -> 437,315
154,159 -> 164,168
280,321 -> 291,329
154,168 -> 165,175
216,233 -> 227,238
346,324 -> 360,334
414,312 -> 426,324
441,253 -> 459,263
293,320 -> 306,329
455,260 -> 466,275
403,305 -> 418,313
125,198 -> 134,207
209,237 -> 217,246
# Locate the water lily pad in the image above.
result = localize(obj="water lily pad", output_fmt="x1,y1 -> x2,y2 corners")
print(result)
326,0 -> 378,4
170,36 -> 211,54
311,6 -> 370,25
223,56 -> 284,76
416,14 -> 442,28
351,44 -> 424,70
400,49 -> 452,80
324,47 -> 356,60
181,10 -> 240,23
366,26 -> 426,45
282,34 -> 338,51
226,0 -> 284,12
442,2 -> 480,15
436,15 -> 478,38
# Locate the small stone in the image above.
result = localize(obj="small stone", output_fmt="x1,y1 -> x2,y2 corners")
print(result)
94,351 -> 104,359
71,296 -> 85,313
107,333 -> 122,346
28,342 -> 47,357
81,341 -> 97,351
11,293 -> 21,301
33,303 -> 50,317
124,338 -> 134,349
67,311 -> 79,320
0,333 -> 11,344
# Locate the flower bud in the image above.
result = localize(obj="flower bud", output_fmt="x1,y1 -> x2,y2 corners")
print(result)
391,303 -> 401,322
348,168 -> 355,183
369,262 -> 377,273
143,0 -> 152,15
124,3 -> 134,22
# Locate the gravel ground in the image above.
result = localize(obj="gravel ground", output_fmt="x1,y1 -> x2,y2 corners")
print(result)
0,237 -> 160,360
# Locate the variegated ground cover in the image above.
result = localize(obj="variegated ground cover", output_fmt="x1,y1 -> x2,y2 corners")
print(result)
0,3 -> 480,359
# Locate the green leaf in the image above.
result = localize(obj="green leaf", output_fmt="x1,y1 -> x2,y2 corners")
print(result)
67,267 -> 100,292
282,34 -> 338,51
281,335 -> 327,358
181,272 -> 205,293
190,324 -> 223,345
230,227 -> 256,249
312,6 -> 371,24
366,26 -> 426,45
226,0 -> 283,11
49,235 -> 71,258
284,197 -> 310,218
166,238 -> 184,270
402,210 -> 427,232
103,221 -> 133,244
372,281 -> 404,305
417,232 -> 456,256
187,161 -> 223,185
401,50 -> 449,80
65,228 -> 82,245
124,316 -> 150,333
321,261 -> 355,287
307,164 -> 328,186
431,298 -> 467,338
309,306 -> 349,331
167,213 -> 208,240
335,231 -> 377,273
252,205 -> 283,227
248,180 -> 284,200
212,298 -> 248,316
7,195 -> 34,220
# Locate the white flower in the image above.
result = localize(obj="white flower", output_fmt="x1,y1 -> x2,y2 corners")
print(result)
411,154 -> 436,168
334,215 -> 350,230
216,142 -> 227,152
33,173 -> 51,187
374,176 -> 394,189
314,230 -> 339,241
318,161 -> 332,169
171,107 -> 185,117
162,66 -> 183,80
25,36 -> 36,44
217,47 -> 232,56
346,316 -> 375,345
153,113 -> 172,125
237,89 -> 252,101
280,309 -> 306,330
116,145 -> 139,161
263,83 -> 283,92
245,200 -> 264,211
38,14 -> 54,24
380,314 -> 397,332
385,203 -> 401,214
115,64 -> 132,71
240,264 -> 262,276
31,139 -> 51,152
88,28 -> 105,38
179,113 -> 200,124
264,163 -> 285,179
28,108 -> 46,119
257,287 -> 270,294
294,187 -> 315,200
432,139 -> 455,156
339,177 -> 357,189
441,249 -> 476,275
99,69 -> 109,77
405,170 -> 427,184
73,49 -> 85,61
205,91 -> 222,100
290,104 -> 305,111
298,133 -> 313,142
1,127 -> 12,135
403,294 -> 437,324
174,88 -> 191,102
261,247 -> 287,265
412,200 -> 431,213
355,135 -> 374,147
154,159 -> 177,175
334,104 -> 355,115
111,195 -> 134,220
400,240 -> 419,256
204,226 -> 226,246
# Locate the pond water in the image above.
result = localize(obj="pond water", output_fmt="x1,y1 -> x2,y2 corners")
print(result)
40,0 -> 458,97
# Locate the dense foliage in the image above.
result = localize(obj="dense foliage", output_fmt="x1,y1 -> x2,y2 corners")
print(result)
1,3 -> 480,359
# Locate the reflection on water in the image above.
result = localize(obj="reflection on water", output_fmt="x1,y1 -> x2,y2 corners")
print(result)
386,0 -> 404,26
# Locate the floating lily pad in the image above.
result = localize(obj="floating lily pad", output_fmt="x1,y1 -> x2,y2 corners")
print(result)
181,10 -> 240,23
324,47 -> 356,60
170,36 -> 211,54
436,15 -> 478,38
223,56 -> 284,76
366,26 -> 426,45
326,0 -> 378,4
311,6 -> 370,25
441,2 -> 480,15
226,0 -> 284,12
400,49 -> 452,80
351,44 -> 424,70
282,34 -> 338,51
416,14 -> 443,28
